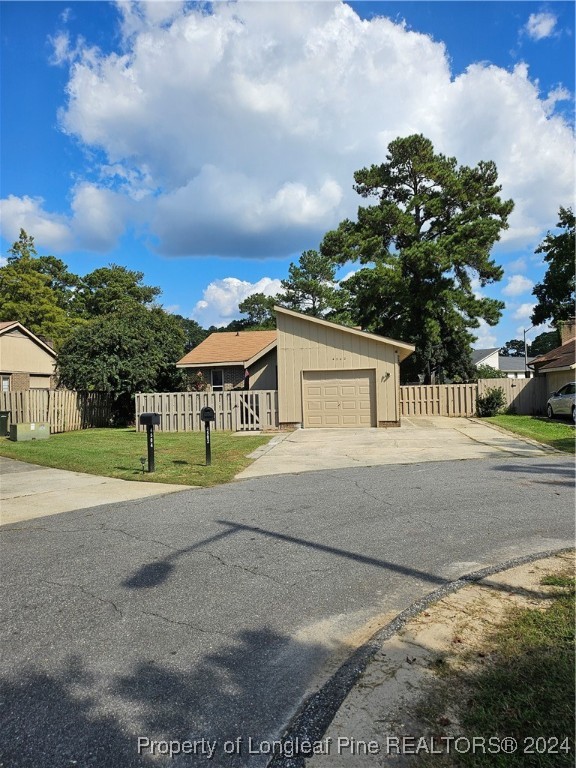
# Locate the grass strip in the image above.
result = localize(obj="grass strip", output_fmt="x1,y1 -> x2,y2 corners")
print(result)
0,428 -> 273,487
486,415 -> 575,454
417,570 -> 575,767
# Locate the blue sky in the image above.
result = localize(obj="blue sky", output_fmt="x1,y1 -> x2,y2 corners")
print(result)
1,1 -> 574,346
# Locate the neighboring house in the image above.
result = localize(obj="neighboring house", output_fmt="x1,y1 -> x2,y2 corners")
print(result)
528,319 -> 576,393
497,355 -> 535,379
0,321 -> 57,391
176,330 -> 278,392
177,307 -> 415,428
472,348 -> 500,371
471,348 -> 534,378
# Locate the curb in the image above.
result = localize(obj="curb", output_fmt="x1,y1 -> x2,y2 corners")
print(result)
267,547 -> 574,768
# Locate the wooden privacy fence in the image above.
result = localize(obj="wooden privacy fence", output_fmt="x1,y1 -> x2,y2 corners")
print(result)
135,390 -> 279,432
0,390 -> 112,433
477,377 -> 548,416
400,378 -> 549,417
400,384 -> 478,417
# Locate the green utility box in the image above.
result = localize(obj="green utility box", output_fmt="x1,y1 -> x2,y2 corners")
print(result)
9,422 -> 50,441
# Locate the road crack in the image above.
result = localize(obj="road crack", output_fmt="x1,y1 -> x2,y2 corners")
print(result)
44,579 -> 124,617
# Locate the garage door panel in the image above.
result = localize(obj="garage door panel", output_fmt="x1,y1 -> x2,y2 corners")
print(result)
303,370 -> 376,428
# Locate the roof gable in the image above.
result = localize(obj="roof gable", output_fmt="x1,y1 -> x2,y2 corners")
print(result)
274,306 -> 415,361
176,330 -> 277,367
0,321 -> 57,358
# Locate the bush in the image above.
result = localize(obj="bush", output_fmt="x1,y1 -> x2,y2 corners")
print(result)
477,386 -> 507,417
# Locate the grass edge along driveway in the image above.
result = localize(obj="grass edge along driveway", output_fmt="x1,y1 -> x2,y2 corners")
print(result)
0,428 -> 273,487
485,415 -> 575,454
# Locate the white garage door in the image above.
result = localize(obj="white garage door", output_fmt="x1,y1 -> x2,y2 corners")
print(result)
302,370 -> 376,428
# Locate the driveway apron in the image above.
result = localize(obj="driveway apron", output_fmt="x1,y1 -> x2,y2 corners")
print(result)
236,417 -> 556,479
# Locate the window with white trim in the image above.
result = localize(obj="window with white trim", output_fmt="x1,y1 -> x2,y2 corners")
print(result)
211,369 -> 224,391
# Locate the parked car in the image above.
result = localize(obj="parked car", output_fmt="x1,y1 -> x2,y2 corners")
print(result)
546,382 -> 575,421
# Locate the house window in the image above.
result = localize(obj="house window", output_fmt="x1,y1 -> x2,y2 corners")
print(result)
211,369 -> 224,391
1,376 -> 10,392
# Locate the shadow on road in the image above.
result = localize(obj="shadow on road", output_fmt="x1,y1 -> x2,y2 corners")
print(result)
0,627 -> 326,768
491,461 -> 574,488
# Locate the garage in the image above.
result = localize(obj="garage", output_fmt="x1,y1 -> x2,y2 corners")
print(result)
276,307 -> 415,429
302,370 -> 376,428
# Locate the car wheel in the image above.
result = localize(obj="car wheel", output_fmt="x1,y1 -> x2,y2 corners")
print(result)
547,404 -> 554,419
572,406 -> 575,425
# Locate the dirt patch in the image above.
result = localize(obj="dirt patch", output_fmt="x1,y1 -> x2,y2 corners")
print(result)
307,551 -> 575,767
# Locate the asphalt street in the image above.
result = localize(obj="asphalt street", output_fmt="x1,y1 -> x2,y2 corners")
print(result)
1,455 -> 574,768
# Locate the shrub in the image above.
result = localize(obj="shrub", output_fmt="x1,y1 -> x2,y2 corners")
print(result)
477,386 -> 507,417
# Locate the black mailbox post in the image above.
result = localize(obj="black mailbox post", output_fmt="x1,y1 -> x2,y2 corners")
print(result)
139,412 -> 160,472
200,406 -> 216,466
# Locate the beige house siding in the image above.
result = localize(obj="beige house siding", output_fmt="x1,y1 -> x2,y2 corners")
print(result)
0,327 -> 56,390
545,370 -> 575,393
277,311 -> 401,427
248,349 -> 277,390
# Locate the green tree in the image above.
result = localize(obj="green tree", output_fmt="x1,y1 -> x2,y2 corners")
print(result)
531,206 -> 575,328
0,230 -> 81,348
172,315 -> 209,352
472,364 -> 508,381
75,264 -> 161,317
238,293 -> 276,328
321,134 -> 513,383
57,307 -> 186,423
528,330 -> 560,357
499,339 -> 525,357
279,249 -> 344,317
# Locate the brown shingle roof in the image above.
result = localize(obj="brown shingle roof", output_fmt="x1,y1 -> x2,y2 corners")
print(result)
176,330 -> 277,367
0,321 -> 18,331
530,337 -> 576,372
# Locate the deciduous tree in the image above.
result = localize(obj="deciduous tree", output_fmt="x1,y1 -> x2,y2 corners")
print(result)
57,307 -> 186,422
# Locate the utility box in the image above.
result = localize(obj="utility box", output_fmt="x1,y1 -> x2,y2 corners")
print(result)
9,422 -> 50,441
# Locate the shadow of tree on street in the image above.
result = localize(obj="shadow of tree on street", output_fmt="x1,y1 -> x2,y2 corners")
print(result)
0,627 -> 327,768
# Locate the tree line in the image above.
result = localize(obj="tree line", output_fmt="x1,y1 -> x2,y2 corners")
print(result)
1,135 -> 573,420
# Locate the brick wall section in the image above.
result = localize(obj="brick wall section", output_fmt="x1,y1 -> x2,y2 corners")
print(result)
560,319 -> 576,344
223,367 -> 244,390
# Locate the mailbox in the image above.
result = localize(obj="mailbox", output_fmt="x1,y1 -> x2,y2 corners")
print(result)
200,406 -> 215,422
139,412 -> 161,427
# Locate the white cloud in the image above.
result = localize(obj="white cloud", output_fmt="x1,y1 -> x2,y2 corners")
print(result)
0,185 -> 131,253
0,195 -> 74,251
192,276 -> 282,327
0,256 -> 7,268
502,274 -> 534,297
3,1 -> 573,258
524,12 -> 557,41
472,320 -> 498,349
506,256 -> 527,272
513,302 -> 537,321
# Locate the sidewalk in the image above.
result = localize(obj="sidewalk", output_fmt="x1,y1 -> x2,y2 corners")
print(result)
0,456 -> 192,525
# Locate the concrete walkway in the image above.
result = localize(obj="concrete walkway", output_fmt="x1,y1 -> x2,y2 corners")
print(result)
236,417 -> 556,479
0,457 -> 191,526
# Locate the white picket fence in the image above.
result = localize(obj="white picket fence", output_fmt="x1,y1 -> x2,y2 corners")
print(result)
135,390 -> 278,432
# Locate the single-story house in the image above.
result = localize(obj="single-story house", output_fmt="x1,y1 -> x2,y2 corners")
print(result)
472,348 -> 534,378
177,307 -> 415,428
528,320 -> 575,392
176,329 -> 278,392
0,321 -> 57,391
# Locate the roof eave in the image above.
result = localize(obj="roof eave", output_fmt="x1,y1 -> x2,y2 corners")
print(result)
274,306 -> 416,357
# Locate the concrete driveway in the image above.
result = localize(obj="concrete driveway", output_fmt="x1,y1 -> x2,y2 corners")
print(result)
236,416 -> 556,479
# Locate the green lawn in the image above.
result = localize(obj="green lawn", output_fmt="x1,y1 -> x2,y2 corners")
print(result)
418,568 -> 575,767
0,428 -> 273,487
486,415 -> 575,454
